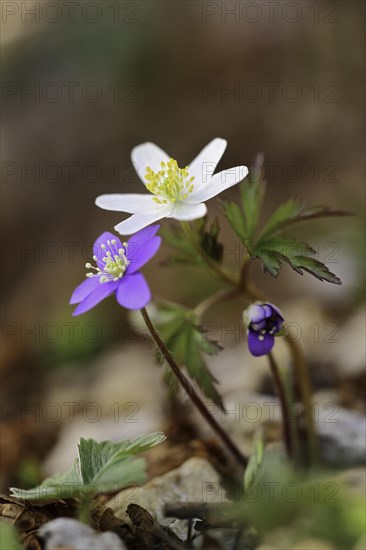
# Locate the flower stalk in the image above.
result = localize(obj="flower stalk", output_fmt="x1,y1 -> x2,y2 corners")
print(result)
267,352 -> 294,461
140,307 -> 248,469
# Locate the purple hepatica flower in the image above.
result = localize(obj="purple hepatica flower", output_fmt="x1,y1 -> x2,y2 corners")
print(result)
70,225 -> 161,315
244,302 -> 284,357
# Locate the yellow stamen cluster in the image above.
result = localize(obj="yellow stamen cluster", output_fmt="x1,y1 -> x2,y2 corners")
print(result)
86,239 -> 130,284
145,158 -> 195,204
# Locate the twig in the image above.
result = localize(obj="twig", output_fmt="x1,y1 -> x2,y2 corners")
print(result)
267,352 -> 293,460
285,334 -> 317,464
140,307 -> 248,469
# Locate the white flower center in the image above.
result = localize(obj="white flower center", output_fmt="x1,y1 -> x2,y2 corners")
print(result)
145,158 -> 195,204
86,239 -> 130,284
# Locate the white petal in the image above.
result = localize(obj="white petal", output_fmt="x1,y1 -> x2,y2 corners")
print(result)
168,202 -> 207,221
188,138 -> 227,190
95,193 -> 155,213
131,142 -> 170,184
188,166 -> 248,203
114,206 -> 172,235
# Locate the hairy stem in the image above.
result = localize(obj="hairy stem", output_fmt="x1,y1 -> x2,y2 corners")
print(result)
140,307 -> 248,469
267,352 -> 294,461
285,334 -> 317,464
246,280 -> 316,462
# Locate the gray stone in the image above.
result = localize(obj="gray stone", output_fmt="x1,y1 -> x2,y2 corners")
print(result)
317,408 -> 366,467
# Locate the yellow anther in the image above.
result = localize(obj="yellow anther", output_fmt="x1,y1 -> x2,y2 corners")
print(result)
144,158 -> 195,204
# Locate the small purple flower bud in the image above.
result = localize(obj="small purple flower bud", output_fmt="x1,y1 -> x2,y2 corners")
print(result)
243,302 -> 284,357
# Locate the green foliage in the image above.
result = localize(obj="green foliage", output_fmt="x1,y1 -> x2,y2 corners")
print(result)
243,431 -> 264,488
249,237 -> 342,284
161,218 -> 224,266
258,202 -> 351,240
220,157 -> 351,284
240,153 -> 266,241
236,452 -> 366,549
10,433 -> 166,504
220,154 -> 266,244
154,302 -> 224,409
0,523 -> 23,550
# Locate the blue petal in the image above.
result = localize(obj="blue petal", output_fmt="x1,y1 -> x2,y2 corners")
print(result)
127,236 -> 161,274
248,304 -> 266,324
72,281 -> 118,316
126,225 -> 160,252
248,329 -> 274,357
70,276 -> 100,304
116,273 -> 151,310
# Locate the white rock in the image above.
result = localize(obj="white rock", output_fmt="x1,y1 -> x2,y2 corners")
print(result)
108,457 -> 223,541
39,518 -> 125,549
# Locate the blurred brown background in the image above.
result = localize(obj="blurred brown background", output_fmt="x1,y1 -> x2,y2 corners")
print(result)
1,1 -> 365,488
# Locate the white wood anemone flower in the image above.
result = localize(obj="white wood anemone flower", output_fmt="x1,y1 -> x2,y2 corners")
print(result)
96,138 -> 248,235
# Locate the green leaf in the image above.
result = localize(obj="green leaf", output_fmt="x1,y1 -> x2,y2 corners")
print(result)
252,237 -> 341,284
259,201 -> 352,240
78,433 -> 165,489
10,459 -> 83,503
220,154 -> 266,243
220,199 -> 247,241
258,199 -> 304,240
286,255 -> 342,285
241,153 -> 266,240
10,433 -> 166,503
155,303 -> 224,409
243,431 -> 265,488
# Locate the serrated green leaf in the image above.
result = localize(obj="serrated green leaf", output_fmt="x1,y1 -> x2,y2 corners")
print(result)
154,303 -> 224,409
256,248 -> 282,277
285,255 -> 342,284
252,237 -> 315,266
252,237 -> 341,284
79,433 -> 166,487
10,433 -> 166,503
10,459 -> 83,503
